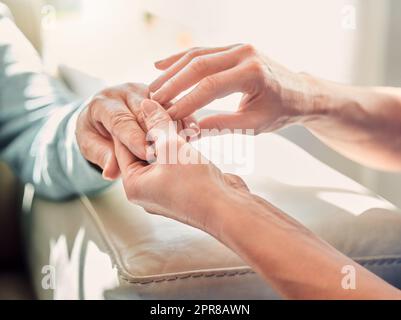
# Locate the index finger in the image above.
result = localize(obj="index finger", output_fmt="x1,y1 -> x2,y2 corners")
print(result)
167,64 -> 248,120
151,44 -> 240,92
154,48 -> 193,70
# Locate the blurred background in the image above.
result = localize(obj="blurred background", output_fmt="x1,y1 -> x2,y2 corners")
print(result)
3,0 -> 401,208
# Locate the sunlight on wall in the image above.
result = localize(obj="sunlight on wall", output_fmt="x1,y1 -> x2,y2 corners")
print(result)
42,0 -> 359,84
145,0 -> 358,82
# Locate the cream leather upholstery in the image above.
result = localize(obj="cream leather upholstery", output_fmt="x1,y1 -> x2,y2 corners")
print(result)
26,133 -> 401,299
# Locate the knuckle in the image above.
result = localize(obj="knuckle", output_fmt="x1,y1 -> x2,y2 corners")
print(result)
110,112 -> 135,132
240,43 -> 257,56
148,112 -> 168,130
187,47 -> 203,59
87,95 -> 107,117
100,86 -> 117,97
225,173 -> 248,189
119,83 -> 137,96
123,82 -> 148,94
88,96 -> 106,110
101,82 -> 148,98
234,175 -> 246,185
200,75 -> 218,92
245,59 -> 264,76
123,82 -> 137,90
190,56 -> 208,73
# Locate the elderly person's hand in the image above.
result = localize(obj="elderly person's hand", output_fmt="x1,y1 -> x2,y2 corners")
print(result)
115,99 -> 248,234
150,44 -> 312,134
76,83 -> 199,180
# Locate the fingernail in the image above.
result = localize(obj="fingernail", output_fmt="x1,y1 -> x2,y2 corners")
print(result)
102,154 -> 113,180
154,59 -> 164,65
102,171 -> 113,181
189,121 -> 200,135
142,99 -> 158,116
145,144 -> 156,163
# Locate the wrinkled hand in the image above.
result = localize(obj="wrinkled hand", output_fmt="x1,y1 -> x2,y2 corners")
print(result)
76,83 -> 198,180
115,99 -> 249,233
150,44 -> 310,134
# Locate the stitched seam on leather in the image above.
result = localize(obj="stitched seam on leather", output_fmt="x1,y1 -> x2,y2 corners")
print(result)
79,193 -> 401,283
119,256 -> 401,285
120,270 -> 257,285
79,195 -> 253,281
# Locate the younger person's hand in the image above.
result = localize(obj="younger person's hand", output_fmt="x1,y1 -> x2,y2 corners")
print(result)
150,44 -> 313,134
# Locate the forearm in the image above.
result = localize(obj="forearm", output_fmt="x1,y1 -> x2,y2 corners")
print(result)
209,190 -> 401,299
296,74 -> 401,171
0,14 -> 111,199
1,101 -> 112,200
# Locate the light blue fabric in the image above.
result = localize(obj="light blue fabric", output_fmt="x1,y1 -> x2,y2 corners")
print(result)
0,10 -> 111,200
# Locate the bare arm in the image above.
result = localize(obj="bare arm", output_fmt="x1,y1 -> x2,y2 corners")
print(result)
213,190 -> 401,299
117,99 -> 401,300
300,78 -> 401,171
150,44 -> 401,172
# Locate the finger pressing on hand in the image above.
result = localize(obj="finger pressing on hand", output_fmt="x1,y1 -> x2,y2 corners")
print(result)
141,99 -> 183,160
167,64 -> 248,120
152,44 -> 240,76
151,48 -> 241,105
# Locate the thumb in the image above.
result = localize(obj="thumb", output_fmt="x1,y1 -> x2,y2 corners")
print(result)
141,99 -> 183,161
142,99 -> 173,133
141,98 -> 180,142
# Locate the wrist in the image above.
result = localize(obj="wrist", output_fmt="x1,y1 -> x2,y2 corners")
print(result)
197,187 -> 255,240
293,72 -> 330,121
296,73 -> 364,128
212,192 -> 271,245
272,71 -> 330,128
